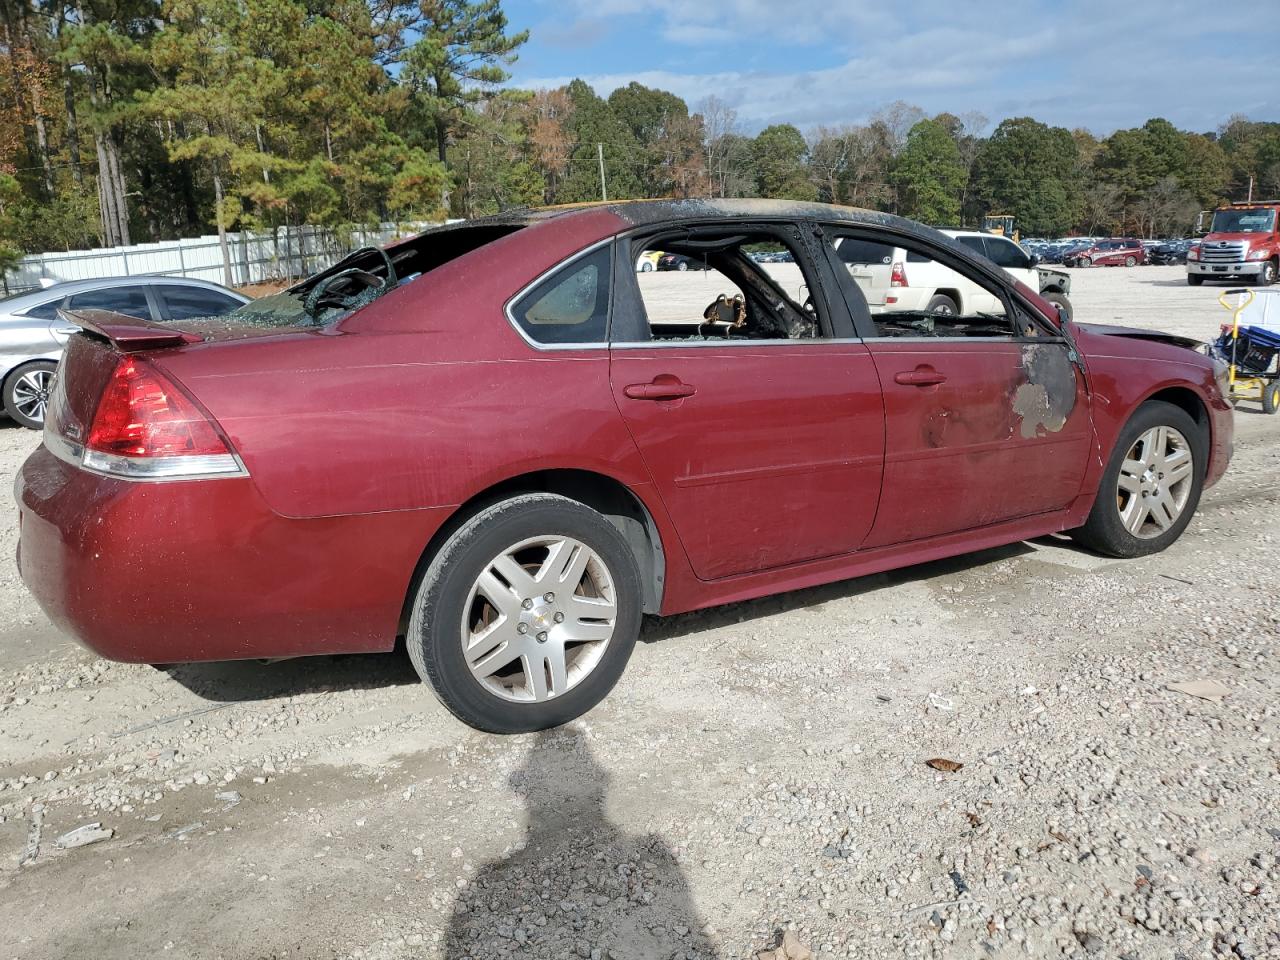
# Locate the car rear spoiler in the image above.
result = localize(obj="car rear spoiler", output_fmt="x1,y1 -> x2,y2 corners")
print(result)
56,308 -> 205,351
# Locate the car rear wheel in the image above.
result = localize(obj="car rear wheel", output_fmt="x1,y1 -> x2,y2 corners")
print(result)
1078,257 -> 1092,268
1124,256 -> 1137,267
677,261 -> 689,272
926,294 -> 958,315
406,493 -> 642,733
3,361 -> 58,430
1069,401 -> 1205,558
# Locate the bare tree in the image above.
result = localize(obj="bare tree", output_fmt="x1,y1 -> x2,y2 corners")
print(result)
697,95 -> 741,198
527,88 -> 573,203
871,100 -> 926,155
956,111 -> 988,216
806,125 -> 853,203
1079,182 -> 1124,236
1136,176 -> 1198,238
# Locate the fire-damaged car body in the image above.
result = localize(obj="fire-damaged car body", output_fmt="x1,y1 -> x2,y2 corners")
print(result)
15,200 -> 1233,733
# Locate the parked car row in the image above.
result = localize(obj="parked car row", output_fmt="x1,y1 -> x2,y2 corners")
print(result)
1020,236 -> 1197,268
0,276 -> 248,429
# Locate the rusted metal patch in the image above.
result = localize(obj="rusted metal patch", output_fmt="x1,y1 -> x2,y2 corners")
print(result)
1013,344 -> 1077,438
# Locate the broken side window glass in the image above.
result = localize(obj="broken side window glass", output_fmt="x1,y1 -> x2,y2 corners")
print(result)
511,246 -> 612,345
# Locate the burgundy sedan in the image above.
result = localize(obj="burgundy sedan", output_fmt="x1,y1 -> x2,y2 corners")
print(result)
1064,238 -> 1146,268
15,201 -> 1232,733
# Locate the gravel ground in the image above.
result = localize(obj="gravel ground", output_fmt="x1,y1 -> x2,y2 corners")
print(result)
1,266 -> 1277,960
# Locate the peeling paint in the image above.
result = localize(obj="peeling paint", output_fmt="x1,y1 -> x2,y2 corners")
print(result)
1013,344 -> 1077,439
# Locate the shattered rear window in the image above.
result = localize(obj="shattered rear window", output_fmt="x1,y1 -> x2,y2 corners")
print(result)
223,222 -> 526,329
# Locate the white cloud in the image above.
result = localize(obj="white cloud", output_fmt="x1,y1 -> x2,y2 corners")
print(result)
516,0 -> 1277,134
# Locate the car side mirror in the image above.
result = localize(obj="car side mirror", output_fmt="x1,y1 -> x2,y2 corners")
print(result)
1027,254 -> 1041,267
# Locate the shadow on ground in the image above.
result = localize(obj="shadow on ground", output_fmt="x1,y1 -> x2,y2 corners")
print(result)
444,729 -> 718,959
157,641 -> 420,703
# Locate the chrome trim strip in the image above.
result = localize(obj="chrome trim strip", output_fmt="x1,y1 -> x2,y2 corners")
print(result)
610,337 -> 855,349
81,449 -> 247,481
611,335 -> 1060,348
43,430 -> 249,482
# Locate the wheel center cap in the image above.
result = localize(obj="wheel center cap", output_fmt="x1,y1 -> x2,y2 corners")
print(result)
523,599 -> 555,632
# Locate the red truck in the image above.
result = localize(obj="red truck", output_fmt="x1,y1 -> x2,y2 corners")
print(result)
1187,200 -> 1280,286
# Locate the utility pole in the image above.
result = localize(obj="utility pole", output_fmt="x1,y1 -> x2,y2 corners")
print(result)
1247,175 -> 1254,203
597,143 -> 608,202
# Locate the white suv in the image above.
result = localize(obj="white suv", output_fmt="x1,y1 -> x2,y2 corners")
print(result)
836,229 -> 1072,319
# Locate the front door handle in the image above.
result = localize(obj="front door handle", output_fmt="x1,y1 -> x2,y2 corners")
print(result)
894,366 -> 947,387
624,375 -> 696,401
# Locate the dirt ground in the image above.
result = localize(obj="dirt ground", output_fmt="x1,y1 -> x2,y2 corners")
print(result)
1,265 -> 1277,960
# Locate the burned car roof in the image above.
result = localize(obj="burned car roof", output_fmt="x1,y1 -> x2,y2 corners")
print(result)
415,198 -> 933,240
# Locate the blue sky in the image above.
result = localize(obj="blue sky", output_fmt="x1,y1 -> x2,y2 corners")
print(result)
501,0 -> 1277,136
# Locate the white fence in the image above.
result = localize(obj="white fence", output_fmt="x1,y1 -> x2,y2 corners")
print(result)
2,221 -> 438,296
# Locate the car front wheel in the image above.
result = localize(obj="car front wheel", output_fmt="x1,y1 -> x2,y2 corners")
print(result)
406,493 -> 642,733
1069,401 -> 1206,558
3,361 -> 58,430
1042,292 -> 1072,321
1259,260 -> 1277,286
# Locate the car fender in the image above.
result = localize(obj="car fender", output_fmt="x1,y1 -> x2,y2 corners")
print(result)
1069,345 -> 1228,506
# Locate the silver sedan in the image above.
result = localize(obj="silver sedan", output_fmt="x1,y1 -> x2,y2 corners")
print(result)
1,276 -> 248,428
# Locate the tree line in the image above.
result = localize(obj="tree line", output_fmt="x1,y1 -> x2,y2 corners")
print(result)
3,0 -> 1280,281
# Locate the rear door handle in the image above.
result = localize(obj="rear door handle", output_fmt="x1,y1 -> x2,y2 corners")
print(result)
624,375 -> 696,401
894,366 -> 947,387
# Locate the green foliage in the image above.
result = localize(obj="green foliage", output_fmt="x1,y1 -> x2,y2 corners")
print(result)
556,80 -> 642,202
399,0 -> 528,164
892,120 -> 965,224
752,125 -> 815,201
972,118 -> 1080,235
607,83 -> 705,198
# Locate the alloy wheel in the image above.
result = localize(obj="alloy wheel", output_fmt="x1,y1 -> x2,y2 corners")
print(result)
460,536 -> 617,703
1115,425 -> 1194,539
11,368 -> 53,424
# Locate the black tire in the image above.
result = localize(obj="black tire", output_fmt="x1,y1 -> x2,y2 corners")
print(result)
677,261 -> 689,272
1263,381 -> 1280,415
406,493 -> 642,733
1258,260 -> 1277,287
1069,400 -> 1207,559
926,294 -> 958,315
1187,274 -> 1204,287
2,360 -> 58,430
1043,292 -> 1073,322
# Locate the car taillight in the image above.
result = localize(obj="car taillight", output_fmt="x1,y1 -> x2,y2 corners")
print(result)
890,262 -> 908,287
49,357 -> 245,481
